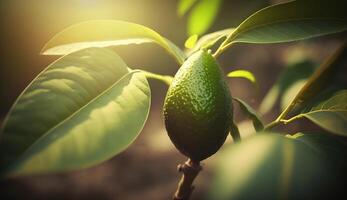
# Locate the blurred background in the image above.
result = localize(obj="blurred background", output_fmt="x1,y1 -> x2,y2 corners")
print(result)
0,0 -> 345,199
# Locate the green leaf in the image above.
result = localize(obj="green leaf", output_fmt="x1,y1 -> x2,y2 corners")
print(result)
210,133 -> 343,200
223,0 -> 347,45
187,28 -> 235,55
187,0 -> 222,36
259,60 -> 316,115
286,90 -> 347,136
233,98 -> 264,132
178,0 -> 198,17
184,34 -> 199,49
227,70 -> 257,85
41,20 -> 185,64
0,48 -> 151,177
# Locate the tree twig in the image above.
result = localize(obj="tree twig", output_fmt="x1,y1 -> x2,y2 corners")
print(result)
173,159 -> 202,200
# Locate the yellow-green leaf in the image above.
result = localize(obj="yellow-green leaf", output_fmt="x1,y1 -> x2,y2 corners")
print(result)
41,20 -> 185,64
184,34 -> 199,49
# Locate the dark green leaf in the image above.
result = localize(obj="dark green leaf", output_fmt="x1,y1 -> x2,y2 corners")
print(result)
223,0 -> 347,45
187,0 -> 222,36
0,48 -> 151,177
210,133 -> 343,200
233,98 -> 264,131
41,20 -> 185,64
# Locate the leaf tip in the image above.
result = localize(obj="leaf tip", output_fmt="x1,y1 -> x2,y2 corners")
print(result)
185,34 -> 199,49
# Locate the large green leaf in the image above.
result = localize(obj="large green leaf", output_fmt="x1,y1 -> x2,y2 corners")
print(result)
286,90 -> 347,136
233,98 -> 264,132
223,0 -> 347,45
41,20 -> 185,64
0,48 -> 151,177
187,0 -> 222,36
209,133 -> 343,200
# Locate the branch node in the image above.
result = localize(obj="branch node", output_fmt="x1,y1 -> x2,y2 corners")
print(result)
173,159 -> 202,200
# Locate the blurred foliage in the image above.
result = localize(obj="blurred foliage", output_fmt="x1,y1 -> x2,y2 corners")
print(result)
178,0 -> 222,36
289,42 -> 347,115
279,42 -> 347,136
210,133 -> 345,200
177,0 -> 198,17
259,60 -> 316,115
291,132 -> 347,169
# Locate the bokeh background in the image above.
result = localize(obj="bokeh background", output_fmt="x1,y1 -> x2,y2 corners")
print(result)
0,0 -> 345,199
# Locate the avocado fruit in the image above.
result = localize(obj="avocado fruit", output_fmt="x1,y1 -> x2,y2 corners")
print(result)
163,50 -> 232,161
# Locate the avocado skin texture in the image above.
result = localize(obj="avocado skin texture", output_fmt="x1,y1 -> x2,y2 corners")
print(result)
163,50 -> 232,161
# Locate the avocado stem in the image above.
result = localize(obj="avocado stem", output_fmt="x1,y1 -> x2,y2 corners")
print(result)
173,159 -> 202,200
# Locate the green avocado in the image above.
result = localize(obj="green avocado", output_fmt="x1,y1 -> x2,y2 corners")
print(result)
163,50 -> 232,161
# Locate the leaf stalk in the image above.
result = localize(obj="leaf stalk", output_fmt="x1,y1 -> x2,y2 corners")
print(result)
140,70 -> 173,85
